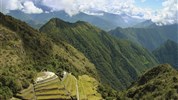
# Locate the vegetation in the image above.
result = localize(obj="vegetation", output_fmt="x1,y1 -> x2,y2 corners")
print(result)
118,64 -> 178,99
153,40 -> 178,69
40,18 -> 158,90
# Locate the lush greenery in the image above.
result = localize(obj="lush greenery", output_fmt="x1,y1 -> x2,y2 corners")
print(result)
40,18 -> 158,90
118,64 -> 178,99
109,24 -> 178,51
153,40 -> 178,69
0,12 -> 98,99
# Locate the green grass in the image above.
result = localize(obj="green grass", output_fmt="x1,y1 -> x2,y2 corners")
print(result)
78,75 -> 102,100
35,83 -> 64,91
36,89 -> 66,95
63,74 -> 77,97
37,95 -> 71,100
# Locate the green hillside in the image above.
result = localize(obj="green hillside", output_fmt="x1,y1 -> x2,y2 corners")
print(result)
109,25 -> 178,51
0,12 -> 99,99
40,18 -> 158,90
119,64 -> 178,99
153,40 -> 178,69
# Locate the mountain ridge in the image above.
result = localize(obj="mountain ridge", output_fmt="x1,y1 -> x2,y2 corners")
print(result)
40,17 -> 158,90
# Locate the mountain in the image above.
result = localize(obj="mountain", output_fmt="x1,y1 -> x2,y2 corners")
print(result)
119,64 -> 178,99
0,12 -> 100,99
153,40 -> 178,69
109,24 -> 178,51
133,20 -> 157,28
40,18 -> 158,90
8,10 -> 144,30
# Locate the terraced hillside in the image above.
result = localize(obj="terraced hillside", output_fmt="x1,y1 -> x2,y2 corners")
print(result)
16,71 -> 102,100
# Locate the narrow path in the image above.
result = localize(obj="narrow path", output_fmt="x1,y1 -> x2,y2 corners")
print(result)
32,84 -> 37,100
74,77 -> 80,100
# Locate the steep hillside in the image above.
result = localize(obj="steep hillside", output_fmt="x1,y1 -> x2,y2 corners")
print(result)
0,12 -> 98,99
40,18 -> 158,90
119,64 -> 178,99
110,24 -> 178,51
153,40 -> 178,69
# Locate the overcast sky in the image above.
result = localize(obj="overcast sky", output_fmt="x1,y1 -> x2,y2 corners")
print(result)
0,0 -> 177,25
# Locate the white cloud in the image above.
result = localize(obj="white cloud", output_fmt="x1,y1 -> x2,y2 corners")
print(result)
0,0 -> 43,14
152,0 -> 178,25
22,1 -> 43,14
0,0 -> 23,13
0,0 -> 177,25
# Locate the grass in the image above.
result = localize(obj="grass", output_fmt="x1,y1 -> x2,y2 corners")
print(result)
78,75 -> 102,100
63,74 -> 77,97
36,89 -> 65,95
37,95 -> 71,100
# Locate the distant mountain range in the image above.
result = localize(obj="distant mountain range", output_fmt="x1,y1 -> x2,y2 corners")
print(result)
133,20 -> 157,28
7,10 -> 144,30
110,24 -> 178,51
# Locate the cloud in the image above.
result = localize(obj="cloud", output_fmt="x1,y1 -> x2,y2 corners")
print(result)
0,0 -> 43,14
0,0 -> 23,13
0,0 -> 177,25
152,0 -> 178,25
22,1 -> 43,14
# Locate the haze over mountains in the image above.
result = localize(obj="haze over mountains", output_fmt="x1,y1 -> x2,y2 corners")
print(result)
8,10 -> 144,30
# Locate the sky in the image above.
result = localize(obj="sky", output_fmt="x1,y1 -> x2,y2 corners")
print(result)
0,0 -> 177,25
135,0 -> 163,9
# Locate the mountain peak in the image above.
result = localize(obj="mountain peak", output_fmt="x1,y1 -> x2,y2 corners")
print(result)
41,18 -> 95,31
